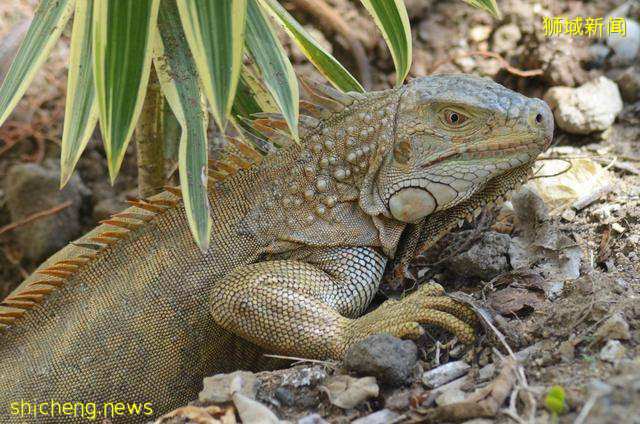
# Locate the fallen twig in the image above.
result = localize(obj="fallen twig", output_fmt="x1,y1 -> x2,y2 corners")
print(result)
0,200 -> 72,236
430,50 -> 544,78
290,0 -> 372,89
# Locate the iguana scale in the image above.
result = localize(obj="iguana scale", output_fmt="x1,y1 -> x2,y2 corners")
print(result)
0,75 -> 553,423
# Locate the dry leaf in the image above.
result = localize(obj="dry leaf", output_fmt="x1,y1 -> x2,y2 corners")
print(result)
154,405 -> 236,424
528,155 -> 612,213
232,392 -> 280,424
321,375 -> 379,409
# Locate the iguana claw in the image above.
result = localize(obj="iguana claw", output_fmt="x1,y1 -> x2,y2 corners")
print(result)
344,283 -> 477,349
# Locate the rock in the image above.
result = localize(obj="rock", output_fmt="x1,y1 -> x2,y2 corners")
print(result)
344,334 -> 418,387
587,43 -> 611,68
422,361 -> 471,389
233,392 -> 280,424
617,66 -> 640,102
92,197 -> 126,222
199,370 -> 259,403
4,161 -> 85,263
599,340 -> 627,363
403,0 -> 427,20
274,387 -> 295,406
544,76 -> 623,134
469,25 -> 492,43
445,231 -> 511,281
385,389 -> 410,410
298,414 -> 329,424
523,34 -> 588,87
280,366 -> 327,388
594,313 -> 631,342
606,18 -> 640,65
435,387 -> 466,406
352,409 -> 400,424
492,24 -> 521,54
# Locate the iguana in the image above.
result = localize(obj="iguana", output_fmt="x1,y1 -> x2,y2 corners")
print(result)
0,74 -> 553,423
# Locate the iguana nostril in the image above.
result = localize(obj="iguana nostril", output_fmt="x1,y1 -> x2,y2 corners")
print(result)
535,113 -> 543,123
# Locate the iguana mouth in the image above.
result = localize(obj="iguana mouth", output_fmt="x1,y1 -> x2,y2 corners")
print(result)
419,136 -> 546,169
419,161 -> 535,237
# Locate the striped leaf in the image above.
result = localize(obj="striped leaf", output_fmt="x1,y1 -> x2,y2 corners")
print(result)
259,0 -> 363,93
93,0 -> 160,183
155,0 -> 211,252
177,0 -> 247,131
60,0 -> 99,188
464,0 -> 501,18
245,0 -> 298,140
359,0 -> 411,86
0,0 -> 75,127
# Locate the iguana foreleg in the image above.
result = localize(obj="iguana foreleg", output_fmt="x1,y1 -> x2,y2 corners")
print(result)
210,247 -> 475,361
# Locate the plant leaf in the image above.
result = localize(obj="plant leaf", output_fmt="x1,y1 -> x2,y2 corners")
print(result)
463,0 -> 501,19
93,0 -> 160,183
60,0 -> 99,188
155,0 -> 211,252
259,0 -> 363,93
177,0 -> 247,131
0,0 -> 75,127
359,0 -> 411,86
245,0 -> 298,140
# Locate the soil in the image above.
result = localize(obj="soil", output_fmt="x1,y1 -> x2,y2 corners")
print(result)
0,0 -> 639,423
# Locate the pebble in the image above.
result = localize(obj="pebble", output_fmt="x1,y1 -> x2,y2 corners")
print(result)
422,361 -> 471,389
492,24 -> 521,54
199,370 -> 259,403
594,313 -> 631,342
616,66 -> 640,102
298,414 -> 329,424
444,231 -> 511,281
606,18 -> 640,64
4,160 -> 86,263
544,76 -> 623,134
352,409 -> 400,424
344,334 -> 418,387
469,25 -> 492,43
599,340 -> 627,363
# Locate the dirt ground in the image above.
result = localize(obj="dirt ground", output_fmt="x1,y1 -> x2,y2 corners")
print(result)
1,0 -> 639,423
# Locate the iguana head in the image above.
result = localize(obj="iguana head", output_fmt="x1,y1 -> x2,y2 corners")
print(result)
375,74 -> 553,224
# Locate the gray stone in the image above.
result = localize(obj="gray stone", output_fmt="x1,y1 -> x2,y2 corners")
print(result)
606,18 -> 640,64
594,313 -> 631,342
352,409 -> 400,424
92,197 -> 126,222
599,340 -> 627,363
199,370 -> 259,403
4,161 -> 85,263
492,24 -> 521,54
344,334 -> 418,387
446,231 -> 511,281
297,414 -> 329,424
385,389 -> 410,410
274,387 -> 295,406
422,361 -> 471,389
617,66 -> 640,102
544,76 -> 623,134
587,43 -> 611,68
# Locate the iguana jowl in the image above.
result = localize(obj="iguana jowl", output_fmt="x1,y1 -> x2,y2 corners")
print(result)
0,75 -> 553,423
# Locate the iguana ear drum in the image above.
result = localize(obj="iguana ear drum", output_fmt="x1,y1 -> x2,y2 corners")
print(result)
389,188 -> 436,223
393,141 -> 411,164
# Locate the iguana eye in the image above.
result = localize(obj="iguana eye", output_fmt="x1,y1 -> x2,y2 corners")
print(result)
442,109 -> 468,126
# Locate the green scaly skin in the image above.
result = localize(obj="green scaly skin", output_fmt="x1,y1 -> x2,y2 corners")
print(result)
0,75 -> 553,423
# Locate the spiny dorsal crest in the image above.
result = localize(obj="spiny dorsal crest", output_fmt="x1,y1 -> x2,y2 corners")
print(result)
0,79 -> 363,331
